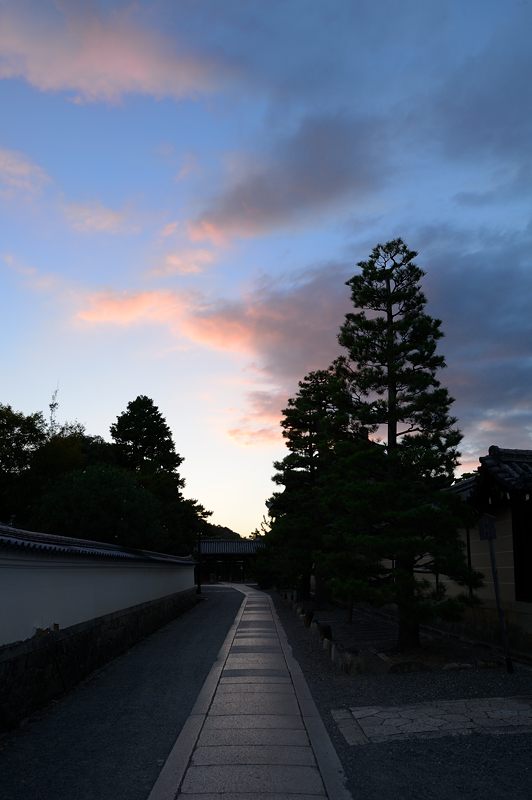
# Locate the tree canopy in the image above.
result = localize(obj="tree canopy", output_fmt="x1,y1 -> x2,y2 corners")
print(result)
110,395 -> 184,478
264,239 -> 480,649
0,394 -> 212,556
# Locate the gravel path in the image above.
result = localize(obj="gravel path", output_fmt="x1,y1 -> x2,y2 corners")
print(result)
271,593 -> 532,800
0,587 -> 242,800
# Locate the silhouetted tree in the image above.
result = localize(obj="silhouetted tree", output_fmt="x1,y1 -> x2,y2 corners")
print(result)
0,404 -> 47,475
338,238 -> 474,647
29,464 -> 164,549
110,395 -> 184,480
267,365 -> 362,597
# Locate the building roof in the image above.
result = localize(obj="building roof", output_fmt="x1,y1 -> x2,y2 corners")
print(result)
198,538 -> 264,556
479,445 -> 532,491
0,524 -> 194,565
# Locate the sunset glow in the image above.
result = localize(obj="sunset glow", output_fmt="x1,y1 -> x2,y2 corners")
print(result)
2,1 -> 531,534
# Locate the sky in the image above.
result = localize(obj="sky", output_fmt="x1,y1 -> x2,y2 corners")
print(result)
1,0 -> 532,536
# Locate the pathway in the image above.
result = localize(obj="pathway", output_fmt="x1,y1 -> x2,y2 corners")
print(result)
149,585 -> 352,800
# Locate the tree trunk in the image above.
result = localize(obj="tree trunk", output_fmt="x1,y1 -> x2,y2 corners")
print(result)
396,556 -> 420,650
298,570 -> 312,600
397,611 -> 420,650
347,595 -> 354,624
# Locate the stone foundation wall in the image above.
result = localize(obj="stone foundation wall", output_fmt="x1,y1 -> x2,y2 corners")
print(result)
0,588 -> 199,731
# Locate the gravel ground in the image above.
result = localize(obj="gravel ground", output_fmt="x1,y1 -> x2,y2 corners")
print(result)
271,593 -> 532,800
0,587 -> 242,800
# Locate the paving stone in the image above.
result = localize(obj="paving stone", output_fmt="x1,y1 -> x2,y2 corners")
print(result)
209,691 -> 300,716
331,709 -> 351,721
224,655 -> 287,670
219,675 -> 291,684
179,794 -> 325,799
217,683 -> 294,694
336,720 -> 369,746
180,764 -> 325,795
237,621 -> 277,628
202,713 -> 304,730
334,695 -> 532,746
221,669 -> 289,678
233,636 -> 279,644
191,744 -> 316,766
197,727 -> 310,747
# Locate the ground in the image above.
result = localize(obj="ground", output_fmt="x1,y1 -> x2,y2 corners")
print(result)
270,592 -> 532,800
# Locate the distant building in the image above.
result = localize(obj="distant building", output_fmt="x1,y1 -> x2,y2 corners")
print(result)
450,446 -> 532,641
195,537 -> 265,583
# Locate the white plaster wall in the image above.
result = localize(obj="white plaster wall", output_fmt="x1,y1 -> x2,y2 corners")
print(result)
0,550 -> 195,646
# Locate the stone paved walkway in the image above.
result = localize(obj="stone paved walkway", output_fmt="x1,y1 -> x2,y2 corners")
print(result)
149,586 -> 351,800
332,695 -> 532,745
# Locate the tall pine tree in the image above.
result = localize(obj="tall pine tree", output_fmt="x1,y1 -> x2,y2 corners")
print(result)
338,239 -> 476,648
267,365 -> 364,597
110,395 -> 184,480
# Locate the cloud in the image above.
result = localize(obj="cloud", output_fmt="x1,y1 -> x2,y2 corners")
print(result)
0,2 -> 223,103
227,389 -> 288,446
186,262 -> 352,376
0,146 -> 49,194
160,222 -> 179,239
64,201 -> 137,234
76,260 -> 353,438
77,290 -> 189,329
454,163 -> 532,208
414,222 -> 532,462
3,252 -> 63,293
428,15 -> 532,164
176,153 -> 199,182
150,248 -> 215,277
190,113 -> 387,242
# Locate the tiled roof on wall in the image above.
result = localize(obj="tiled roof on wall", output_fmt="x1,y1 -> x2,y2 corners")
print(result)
198,538 -> 264,555
0,524 -> 194,565
479,445 -> 532,491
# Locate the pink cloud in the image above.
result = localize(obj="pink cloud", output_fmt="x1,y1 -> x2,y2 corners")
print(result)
64,201 -> 136,234
3,254 -> 60,293
184,310 -> 257,354
0,146 -> 49,193
160,221 -> 180,238
227,389 -> 288,445
185,263 -> 351,378
0,4 -> 223,103
188,220 -> 230,247
76,262 -> 352,441
77,290 -> 188,328
76,287 -> 255,354
228,424 -> 283,446
176,153 -> 199,182
150,248 -> 215,277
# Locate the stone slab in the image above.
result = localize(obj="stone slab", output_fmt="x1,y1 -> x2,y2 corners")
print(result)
209,692 -> 300,716
236,622 -> 277,629
197,727 -> 310,747
180,764 -> 325,794
191,745 -> 316,766
217,683 -> 294,694
221,668 -> 289,678
233,636 -> 279,643
334,695 -> 532,745
225,655 -> 287,669
179,794 -> 325,799
202,714 -> 304,730
219,675 -> 291,684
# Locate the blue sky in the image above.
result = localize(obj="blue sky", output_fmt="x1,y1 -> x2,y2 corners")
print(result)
1,0 -> 531,534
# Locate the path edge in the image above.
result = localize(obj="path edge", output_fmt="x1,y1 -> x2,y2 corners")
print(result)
146,590 -> 247,800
